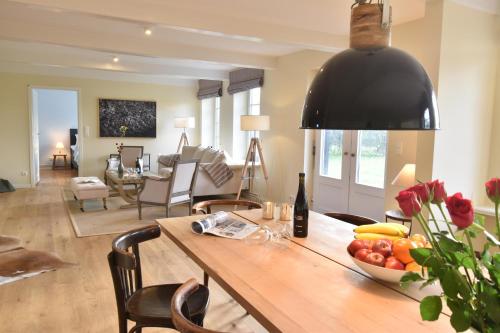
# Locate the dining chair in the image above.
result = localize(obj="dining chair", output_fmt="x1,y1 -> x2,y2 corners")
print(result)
108,225 -> 210,333
192,199 -> 262,286
323,212 -> 378,226
120,146 -> 144,168
192,199 -> 263,215
172,279 -> 226,333
137,160 -> 200,219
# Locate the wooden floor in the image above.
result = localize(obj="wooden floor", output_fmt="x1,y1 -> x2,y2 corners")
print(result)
0,169 -> 265,333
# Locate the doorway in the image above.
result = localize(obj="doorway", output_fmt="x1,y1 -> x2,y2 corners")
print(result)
312,130 -> 388,221
29,87 -> 80,186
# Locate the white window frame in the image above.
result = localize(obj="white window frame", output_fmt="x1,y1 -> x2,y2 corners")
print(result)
201,96 -> 221,148
232,87 -> 261,160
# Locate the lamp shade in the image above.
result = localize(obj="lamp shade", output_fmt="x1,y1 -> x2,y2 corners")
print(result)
55,142 -> 64,149
241,115 -> 270,131
174,117 -> 195,129
391,164 -> 416,188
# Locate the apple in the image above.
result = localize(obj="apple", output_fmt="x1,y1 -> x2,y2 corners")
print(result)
354,248 -> 372,261
362,240 -> 374,250
348,240 -> 370,256
384,256 -> 405,270
372,239 -> 392,257
364,252 -> 386,267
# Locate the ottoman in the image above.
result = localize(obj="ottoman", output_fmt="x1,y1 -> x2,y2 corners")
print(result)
70,177 -> 109,212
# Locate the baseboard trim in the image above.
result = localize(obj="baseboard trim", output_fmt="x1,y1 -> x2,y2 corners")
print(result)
13,183 -> 33,189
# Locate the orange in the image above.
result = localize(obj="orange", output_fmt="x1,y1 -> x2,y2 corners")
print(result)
392,238 -> 419,264
410,234 -> 427,245
405,261 -> 423,272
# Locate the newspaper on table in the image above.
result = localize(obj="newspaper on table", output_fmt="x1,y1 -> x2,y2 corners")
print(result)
191,212 -> 259,240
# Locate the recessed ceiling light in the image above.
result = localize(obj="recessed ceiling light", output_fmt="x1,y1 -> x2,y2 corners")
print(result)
144,28 -> 152,36
112,56 -> 119,63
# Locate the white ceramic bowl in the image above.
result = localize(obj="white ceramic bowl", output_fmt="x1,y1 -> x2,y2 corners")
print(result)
348,251 -> 407,284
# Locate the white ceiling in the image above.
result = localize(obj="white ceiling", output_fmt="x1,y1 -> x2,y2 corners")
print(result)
0,0 -> 430,85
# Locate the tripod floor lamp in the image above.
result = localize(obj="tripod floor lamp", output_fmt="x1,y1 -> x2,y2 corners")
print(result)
236,115 -> 270,200
174,117 -> 195,153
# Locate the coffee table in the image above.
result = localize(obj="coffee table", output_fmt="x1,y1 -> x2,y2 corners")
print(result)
105,170 -> 145,208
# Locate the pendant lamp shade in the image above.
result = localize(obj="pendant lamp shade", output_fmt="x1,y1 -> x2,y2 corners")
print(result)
301,3 -> 439,131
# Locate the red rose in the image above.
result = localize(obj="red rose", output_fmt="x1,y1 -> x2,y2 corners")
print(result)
396,191 -> 422,217
407,183 -> 430,204
427,180 -> 447,204
445,193 -> 474,229
485,178 -> 500,204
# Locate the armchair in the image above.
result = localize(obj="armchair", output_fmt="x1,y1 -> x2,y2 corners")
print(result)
137,160 -> 200,219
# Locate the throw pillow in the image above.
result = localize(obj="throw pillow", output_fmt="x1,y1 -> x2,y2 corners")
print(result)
181,145 -> 200,161
192,146 -> 207,160
212,151 -> 226,164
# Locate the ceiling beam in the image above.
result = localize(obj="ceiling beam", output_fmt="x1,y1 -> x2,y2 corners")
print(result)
6,0 -> 350,52
0,17 -> 277,69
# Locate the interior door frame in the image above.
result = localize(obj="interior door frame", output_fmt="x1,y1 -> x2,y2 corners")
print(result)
28,85 -> 82,186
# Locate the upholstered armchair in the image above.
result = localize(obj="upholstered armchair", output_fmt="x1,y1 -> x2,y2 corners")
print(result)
120,146 -> 144,168
137,160 -> 200,219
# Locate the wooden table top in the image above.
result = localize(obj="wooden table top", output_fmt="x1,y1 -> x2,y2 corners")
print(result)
233,209 -> 446,310
157,212 -> 453,333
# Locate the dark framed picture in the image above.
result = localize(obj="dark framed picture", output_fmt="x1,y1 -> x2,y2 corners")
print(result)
99,98 -> 156,137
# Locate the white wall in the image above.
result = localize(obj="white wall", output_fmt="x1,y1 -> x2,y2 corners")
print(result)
37,89 -> 78,165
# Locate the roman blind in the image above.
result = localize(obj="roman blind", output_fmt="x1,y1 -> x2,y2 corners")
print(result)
227,68 -> 264,95
197,80 -> 223,100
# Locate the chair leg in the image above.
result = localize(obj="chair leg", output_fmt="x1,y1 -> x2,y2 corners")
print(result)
189,201 -> 193,216
118,316 -> 127,333
138,202 -> 142,220
165,205 -> 169,218
203,271 -> 209,286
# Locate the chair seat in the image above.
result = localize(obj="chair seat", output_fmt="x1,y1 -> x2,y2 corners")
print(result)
126,284 -> 209,326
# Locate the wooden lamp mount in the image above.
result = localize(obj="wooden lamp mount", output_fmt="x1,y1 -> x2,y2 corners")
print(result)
350,1 -> 392,49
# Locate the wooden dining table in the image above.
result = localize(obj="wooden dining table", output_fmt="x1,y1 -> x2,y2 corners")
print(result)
157,209 -> 454,333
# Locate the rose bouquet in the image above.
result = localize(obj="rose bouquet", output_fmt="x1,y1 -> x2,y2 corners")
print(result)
396,178 -> 500,332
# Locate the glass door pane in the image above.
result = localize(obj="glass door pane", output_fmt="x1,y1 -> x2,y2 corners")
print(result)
355,130 -> 387,188
320,130 -> 343,179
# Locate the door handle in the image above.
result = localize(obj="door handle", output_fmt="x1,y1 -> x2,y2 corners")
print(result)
343,152 -> 348,156
351,153 -> 356,157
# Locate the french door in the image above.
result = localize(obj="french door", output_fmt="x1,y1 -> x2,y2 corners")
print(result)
312,130 -> 388,221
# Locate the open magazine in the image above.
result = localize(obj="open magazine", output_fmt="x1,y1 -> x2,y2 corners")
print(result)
191,212 -> 259,240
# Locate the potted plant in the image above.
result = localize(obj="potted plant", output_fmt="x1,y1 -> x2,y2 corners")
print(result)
396,179 -> 500,332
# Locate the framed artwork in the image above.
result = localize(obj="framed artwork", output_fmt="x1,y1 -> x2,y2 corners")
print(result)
99,98 -> 156,137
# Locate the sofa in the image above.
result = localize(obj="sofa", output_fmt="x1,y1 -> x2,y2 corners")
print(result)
158,146 -> 246,197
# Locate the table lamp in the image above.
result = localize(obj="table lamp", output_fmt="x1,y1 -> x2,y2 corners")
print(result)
174,117 -> 195,153
236,115 -> 270,199
56,142 -> 64,154
391,163 -> 416,188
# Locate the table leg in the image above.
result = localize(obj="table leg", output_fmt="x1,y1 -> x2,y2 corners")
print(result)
103,198 -> 107,210
80,200 -> 84,212
64,156 -> 67,169
52,156 -> 56,170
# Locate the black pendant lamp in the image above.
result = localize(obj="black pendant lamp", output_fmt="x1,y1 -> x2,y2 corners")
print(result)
301,1 -> 439,130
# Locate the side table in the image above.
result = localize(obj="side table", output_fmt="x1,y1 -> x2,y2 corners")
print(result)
52,154 -> 68,170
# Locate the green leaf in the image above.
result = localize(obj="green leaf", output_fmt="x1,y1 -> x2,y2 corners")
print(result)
474,213 -> 485,228
482,285 -> 500,324
450,308 -> 472,332
438,235 -> 466,252
400,272 -> 424,289
441,269 -> 459,298
410,248 -> 433,265
420,296 -> 442,321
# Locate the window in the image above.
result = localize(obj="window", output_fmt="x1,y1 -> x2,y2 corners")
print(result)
320,130 -> 343,179
201,96 -> 220,148
232,88 -> 261,160
355,130 -> 387,188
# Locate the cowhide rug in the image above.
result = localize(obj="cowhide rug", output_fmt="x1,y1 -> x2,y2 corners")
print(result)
0,235 -> 73,285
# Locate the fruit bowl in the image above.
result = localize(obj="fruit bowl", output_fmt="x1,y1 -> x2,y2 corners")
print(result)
348,250 -> 407,284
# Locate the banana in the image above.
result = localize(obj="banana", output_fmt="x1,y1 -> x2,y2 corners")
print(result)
354,223 -> 409,237
354,233 -> 402,241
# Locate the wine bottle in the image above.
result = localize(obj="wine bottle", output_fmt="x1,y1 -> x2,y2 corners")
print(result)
293,172 -> 309,238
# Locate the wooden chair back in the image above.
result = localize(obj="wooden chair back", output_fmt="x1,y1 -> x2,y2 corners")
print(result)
192,199 -> 262,215
323,212 -> 378,226
172,279 -> 225,333
120,146 -> 144,168
108,225 -> 161,320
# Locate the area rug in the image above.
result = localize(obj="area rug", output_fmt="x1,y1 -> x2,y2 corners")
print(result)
61,188 -> 193,237
0,235 -> 73,285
